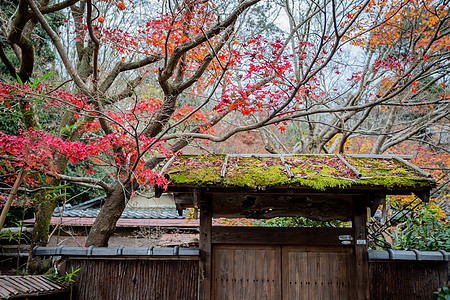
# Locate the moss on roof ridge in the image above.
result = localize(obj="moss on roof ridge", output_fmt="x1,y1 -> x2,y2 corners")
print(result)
161,154 -> 434,191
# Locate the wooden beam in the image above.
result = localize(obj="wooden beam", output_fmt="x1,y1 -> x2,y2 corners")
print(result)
220,154 -> 229,178
413,191 -> 430,202
393,155 -> 432,178
353,198 -> 370,300
336,153 -> 362,178
211,193 -> 354,220
199,195 -> 212,300
168,185 -> 431,198
211,226 -> 355,246
279,154 -> 294,178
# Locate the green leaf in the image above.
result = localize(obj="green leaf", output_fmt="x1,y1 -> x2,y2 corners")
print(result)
16,74 -> 24,85
38,72 -> 55,83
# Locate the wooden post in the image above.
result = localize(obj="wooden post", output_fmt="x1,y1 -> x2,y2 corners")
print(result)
353,198 -> 370,300
199,193 -> 211,300
0,168 -> 25,229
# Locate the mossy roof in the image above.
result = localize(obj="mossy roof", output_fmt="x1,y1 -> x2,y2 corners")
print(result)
158,154 -> 435,191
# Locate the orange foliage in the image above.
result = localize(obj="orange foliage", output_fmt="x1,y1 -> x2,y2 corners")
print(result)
347,0 -> 449,52
343,137 -> 449,216
116,2 -> 125,10
367,0 -> 449,51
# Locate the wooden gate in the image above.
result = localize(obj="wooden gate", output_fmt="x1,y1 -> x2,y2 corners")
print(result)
282,246 -> 355,300
212,245 -> 282,299
212,244 -> 356,300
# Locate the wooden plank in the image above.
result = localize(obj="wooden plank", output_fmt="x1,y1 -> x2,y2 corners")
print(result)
27,277 -> 47,291
282,246 -> 355,300
0,285 -> 12,298
0,280 -> 18,294
234,247 -> 245,299
28,275 -> 60,291
212,226 -> 354,245
12,277 -> 39,292
66,259 -> 198,300
353,200 -> 370,300
3,277 -> 32,293
212,245 -> 281,300
31,276 -> 57,290
199,194 -> 212,300
212,247 -> 229,299
369,261 -> 448,299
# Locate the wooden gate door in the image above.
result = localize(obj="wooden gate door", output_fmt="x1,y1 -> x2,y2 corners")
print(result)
212,245 -> 281,300
282,246 -> 356,300
212,245 -> 355,300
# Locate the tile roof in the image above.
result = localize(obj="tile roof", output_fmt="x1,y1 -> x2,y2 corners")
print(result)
24,207 -> 195,228
40,217 -> 199,228
33,246 -> 200,257
52,207 -> 185,219
0,275 -> 67,299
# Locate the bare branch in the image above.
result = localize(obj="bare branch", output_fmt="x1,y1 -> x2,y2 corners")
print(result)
99,55 -> 162,93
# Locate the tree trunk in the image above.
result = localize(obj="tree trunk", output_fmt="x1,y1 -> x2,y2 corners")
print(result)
26,190 -> 59,273
85,181 -> 129,247
26,114 -> 78,273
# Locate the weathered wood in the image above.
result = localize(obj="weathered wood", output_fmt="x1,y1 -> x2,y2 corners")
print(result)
393,155 -> 432,178
0,275 -> 68,299
279,154 -> 295,178
212,245 -> 281,300
211,226 -> 355,245
220,154 -> 229,178
199,195 -> 212,300
353,199 -> 370,300
369,261 -> 448,300
211,193 -> 354,220
57,256 -> 448,300
66,259 -> 198,300
0,168 -> 25,229
170,185 -> 431,198
282,246 -> 356,300
174,189 -> 387,219
335,153 -> 362,178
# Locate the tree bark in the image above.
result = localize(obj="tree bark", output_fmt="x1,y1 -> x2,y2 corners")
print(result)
26,113 -> 80,273
26,188 -> 60,273
85,181 -> 129,247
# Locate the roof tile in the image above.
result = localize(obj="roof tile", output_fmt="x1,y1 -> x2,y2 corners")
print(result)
53,208 -> 184,219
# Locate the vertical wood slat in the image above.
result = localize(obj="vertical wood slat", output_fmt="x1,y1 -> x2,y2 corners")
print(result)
369,261 -> 448,300
282,246 -> 355,300
199,194 -> 212,300
60,249 -> 448,300
212,245 -> 281,300
66,259 -> 198,300
353,199 -> 370,300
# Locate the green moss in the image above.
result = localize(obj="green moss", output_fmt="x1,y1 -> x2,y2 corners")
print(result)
161,155 -> 434,191
162,155 -> 224,185
291,175 -> 354,191
346,157 -> 422,178
222,157 -> 289,189
357,176 -> 431,189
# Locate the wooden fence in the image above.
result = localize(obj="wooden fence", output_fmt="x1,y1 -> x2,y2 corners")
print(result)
370,261 -> 448,300
63,258 -> 448,300
66,259 -> 198,300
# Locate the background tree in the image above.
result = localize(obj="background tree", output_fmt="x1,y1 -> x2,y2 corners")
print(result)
241,0 -> 450,155
0,0 -> 448,273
